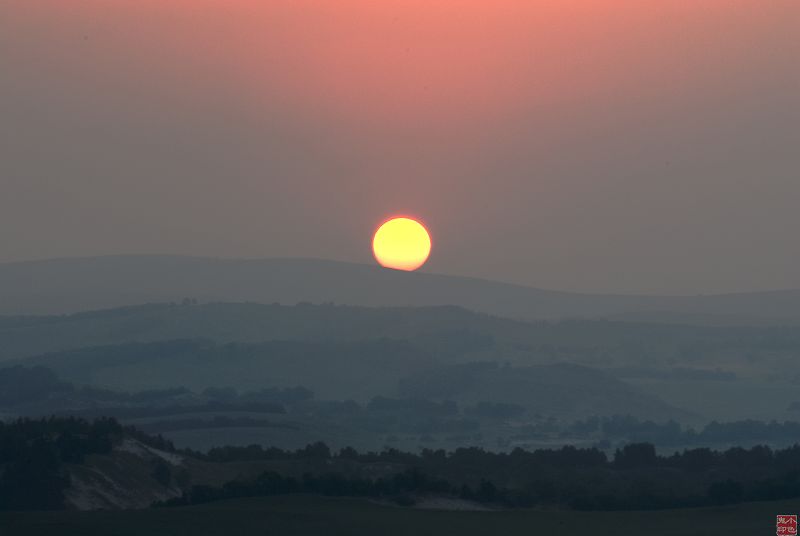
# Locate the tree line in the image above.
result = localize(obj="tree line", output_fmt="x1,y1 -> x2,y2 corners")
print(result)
6,416 -> 800,511
0,416 -> 172,511
188,440 -> 800,510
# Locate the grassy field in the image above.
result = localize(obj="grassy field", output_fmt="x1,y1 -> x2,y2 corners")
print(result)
1,495 -> 797,536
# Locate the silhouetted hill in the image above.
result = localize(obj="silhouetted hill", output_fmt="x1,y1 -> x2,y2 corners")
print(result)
15,339 -> 435,401
397,361 -> 684,420
3,256 -> 800,324
3,302 -> 800,384
0,302 -> 506,361
10,340 -> 685,420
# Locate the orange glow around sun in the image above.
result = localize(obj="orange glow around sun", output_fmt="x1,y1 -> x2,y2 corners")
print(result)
372,217 -> 431,271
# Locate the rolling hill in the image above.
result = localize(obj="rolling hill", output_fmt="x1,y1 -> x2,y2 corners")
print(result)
3,302 -> 800,383
10,339 -> 684,420
2,255 -> 800,324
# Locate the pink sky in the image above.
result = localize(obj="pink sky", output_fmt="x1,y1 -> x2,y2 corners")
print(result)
2,1 -> 798,293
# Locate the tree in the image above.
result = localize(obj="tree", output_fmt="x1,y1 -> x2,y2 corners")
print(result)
152,459 -> 172,487
708,480 -> 744,505
0,440 -> 69,511
614,443 -> 657,469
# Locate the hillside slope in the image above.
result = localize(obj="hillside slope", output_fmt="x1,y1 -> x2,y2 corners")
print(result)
2,255 -> 800,324
2,494 -> 796,536
4,302 -> 800,383
12,339 -> 685,420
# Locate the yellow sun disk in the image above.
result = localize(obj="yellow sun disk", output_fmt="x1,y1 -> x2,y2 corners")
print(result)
372,218 -> 431,271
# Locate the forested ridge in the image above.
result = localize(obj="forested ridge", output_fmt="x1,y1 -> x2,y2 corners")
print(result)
5,417 -> 800,512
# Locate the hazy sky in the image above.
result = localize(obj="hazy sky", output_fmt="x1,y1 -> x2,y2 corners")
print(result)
2,1 -> 798,294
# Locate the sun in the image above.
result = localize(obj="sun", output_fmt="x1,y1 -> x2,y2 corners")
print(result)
372,217 -> 432,271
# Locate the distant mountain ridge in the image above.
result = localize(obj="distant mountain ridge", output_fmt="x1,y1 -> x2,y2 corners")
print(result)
10,338 -> 686,420
2,255 -> 800,324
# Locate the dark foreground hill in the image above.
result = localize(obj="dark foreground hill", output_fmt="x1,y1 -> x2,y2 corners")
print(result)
2,494 -> 797,536
3,255 -> 800,324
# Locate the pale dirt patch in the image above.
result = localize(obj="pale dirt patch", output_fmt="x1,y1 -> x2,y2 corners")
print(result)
117,438 -> 183,466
